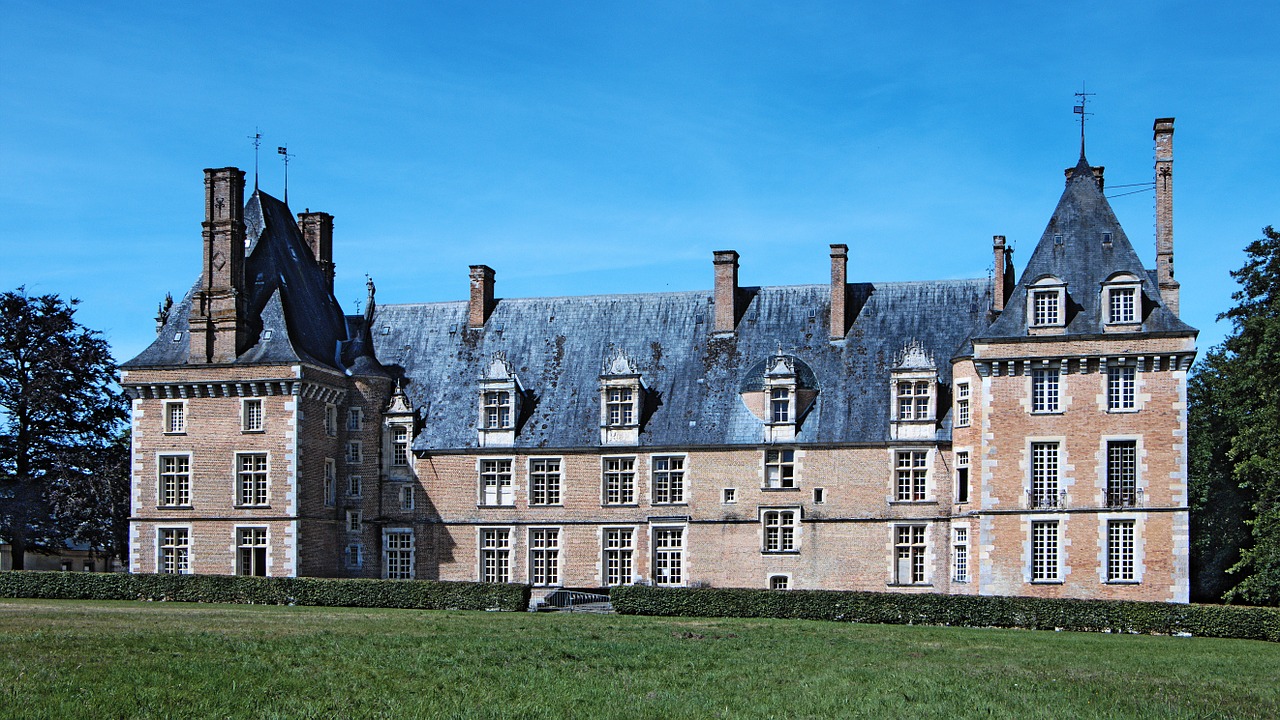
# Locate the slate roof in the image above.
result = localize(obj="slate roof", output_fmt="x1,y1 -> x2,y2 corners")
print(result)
977,155 -> 1195,341
125,190 -> 351,370
372,279 -> 991,452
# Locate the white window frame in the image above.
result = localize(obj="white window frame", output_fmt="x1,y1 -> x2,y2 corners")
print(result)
480,527 -> 513,583
1107,519 -> 1137,583
894,449 -> 929,502
483,390 -> 514,429
323,458 -> 336,506
1031,520 -> 1060,582
761,508 -> 799,554
241,398 -> 264,433
764,448 -> 796,489
1103,274 -> 1142,327
894,524 -> 928,585
952,525 -> 969,583
652,455 -> 686,505
895,380 -> 932,421
399,485 -> 415,511
157,453 -> 191,508
163,400 -> 186,434
158,526 -> 191,575
479,458 -> 515,507
234,452 -> 269,507
602,456 -> 637,505
769,387 -> 792,424
1106,439 -> 1139,508
722,487 -> 737,504
604,386 -> 636,427
768,574 -> 791,590
235,526 -> 268,577
391,425 -> 410,466
1031,366 -> 1061,413
602,526 -> 635,586
1029,441 -> 1061,509
1027,278 -> 1066,329
954,381 -> 970,428
955,450 -> 970,504
529,457 -> 562,506
383,528 -> 415,580
529,527 -> 561,587
1107,365 -> 1137,412
652,525 -> 686,587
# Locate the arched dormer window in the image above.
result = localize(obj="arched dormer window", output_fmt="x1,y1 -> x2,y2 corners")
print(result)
889,341 -> 937,441
599,349 -> 645,446
738,354 -> 819,443
1027,276 -> 1067,333
1101,271 -> 1142,329
478,352 -> 522,448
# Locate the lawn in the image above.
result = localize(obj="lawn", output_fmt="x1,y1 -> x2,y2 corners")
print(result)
1,599 -> 1277,719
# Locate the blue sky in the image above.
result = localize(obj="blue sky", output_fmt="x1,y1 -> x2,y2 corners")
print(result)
2,1 -> 1276,364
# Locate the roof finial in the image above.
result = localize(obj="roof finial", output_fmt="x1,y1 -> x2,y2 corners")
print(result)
1073,84 -> 1095,160
247,128 -> 261,190
277,144 -> 294,204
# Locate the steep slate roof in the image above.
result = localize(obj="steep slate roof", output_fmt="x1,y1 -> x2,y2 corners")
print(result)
373,279 -> 991,452
125,190 -> 351,370
978,155 -> 1195,341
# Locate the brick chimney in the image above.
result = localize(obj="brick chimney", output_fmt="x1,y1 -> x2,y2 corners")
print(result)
189,167 -> 247,364
829,244 -> 848,340
1154,117 -> 1179,315
469,265 -> 496,329
992,235 -> 1014,313
298,211 -> 335,292
712,250 -> 740,336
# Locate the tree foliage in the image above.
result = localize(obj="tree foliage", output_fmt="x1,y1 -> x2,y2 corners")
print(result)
1190,226 -> 1280,604
0,289 -> 128,569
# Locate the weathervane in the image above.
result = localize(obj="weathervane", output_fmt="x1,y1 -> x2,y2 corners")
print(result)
277,144 -> 294,204
1073,84 -> 1095,159
248,128 -> 262,190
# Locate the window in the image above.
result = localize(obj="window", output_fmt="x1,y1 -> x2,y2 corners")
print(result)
955,451 -> 970,504
769,575 -> 789,590
345,544 -> 363,569
236,453 -> 268,507
323,459 -> 336,506
484,391 -> 513,429
529,458 -> 562,505
770,388 -> 791,423
164,401 -> 185,434
895,525 -> 927,584
813,487 -> 826,504
765,449 -> 795,489
1031,368 -> 1060,413
347,407 -> 364,431
1107,520 -> 1136,582
1031,521 -> 1060,581
652,456 -> 685,504
242,399 -> 264,432
955,382 -> 970,428
347,475 -> 362,498
158,455 -> 190,507
529,528 -> 560,586
399,486 -> 415,511
384,530 -> 414,580
1030,442 -> 1060,508
722,488 -> 737,504
953,527 -> 969,583
1031,289 -> 1061,326
481,528 -> 512,583
895,450 -> 928,502
1108,287 -> 1137,324
896,381 -> 931,421
480,459 -> 514,506
61,560 -> 72,572
653,527 -> 684,586
158,528 -> 190,574
324,404 -> 337,436
762,510 -> 797,553
1107,366 -> 1136,411
605,387 -> 634,426
603,528 -> 634,586
236,527 -> 267,576
1107,441 -> 1138,507
603,457 -> 636,505
346,441 -> 363,465
391,426 -> 409,466
347,510 -> 362,533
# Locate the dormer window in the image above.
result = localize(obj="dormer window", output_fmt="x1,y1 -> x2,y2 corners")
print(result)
606,387 -> 635,426
599,350 -> 645,446
484,391 -> 512,429
896,381 -> 930,421
889,341 -> 937,441
770,388 -> 791,423
1027,277 -> 1067,331
478,353 -> 522,448
1102,272 -> 1142,329
738,353 -> 818,444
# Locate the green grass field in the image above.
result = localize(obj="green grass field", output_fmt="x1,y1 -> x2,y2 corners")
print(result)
1,599 -> 1278,719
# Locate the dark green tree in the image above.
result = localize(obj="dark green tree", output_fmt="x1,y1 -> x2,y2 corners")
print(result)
0,289 -> 128,570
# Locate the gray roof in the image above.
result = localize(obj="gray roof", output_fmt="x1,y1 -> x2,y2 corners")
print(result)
978,155 -> 1196,341
374,279 -> 991,452
125,190 -> 351,370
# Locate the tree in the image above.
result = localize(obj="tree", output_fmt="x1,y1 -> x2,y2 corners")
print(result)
0,289 -> 128,570
1189,226 -> 1280,604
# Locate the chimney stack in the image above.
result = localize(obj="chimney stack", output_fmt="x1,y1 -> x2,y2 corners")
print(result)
712,250 -> 741,336
992,235 -> 1014,313
298,211 -> 336,293
469,265 -> 496,328
189,167 -> 247,364
1154,117 -> 1179,315
829,244 -> 848,340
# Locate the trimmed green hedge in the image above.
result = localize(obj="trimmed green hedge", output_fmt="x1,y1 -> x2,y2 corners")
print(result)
0,571 -> 530,612
610,585 -> 1280,642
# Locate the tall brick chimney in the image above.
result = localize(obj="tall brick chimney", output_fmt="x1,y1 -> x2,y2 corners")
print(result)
469,265 -> 496,329
1154,117 -> 1179,315
712,250 -> 740,336
829,244 -> 848,340
189,167 -> 247,364
298,211 -> 335,292
992,235 -> 1014,313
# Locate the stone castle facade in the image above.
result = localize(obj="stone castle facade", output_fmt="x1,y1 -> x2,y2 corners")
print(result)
123,119 -> 1197,602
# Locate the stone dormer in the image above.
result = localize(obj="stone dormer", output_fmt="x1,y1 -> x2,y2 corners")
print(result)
599,349 -> 645,446
889,340 -> 937,441
384,380 -> 416,480
739,353 -> 819,443
478,352 -> 522,448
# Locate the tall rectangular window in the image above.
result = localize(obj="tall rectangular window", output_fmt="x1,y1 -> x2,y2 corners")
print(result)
1032,290 -> 1060,326
762,510 -> 797,553
236,527 -> 267,576
955,451 -> 970,504
480,459 -> 514,506
1107,440 -> 1138,507
164,402 -> 185,434
953,527 -> 969,583
1107,366 -> 1136,411
347,475 -> 362,498
1109,287 -> 1137,324
652,456 -> 685,504
484,391 -> 512,429
391,426 -> 410,466
1108,520 -> 1136,582
347,407 -> 364,431
1031,521 -> 1060,581
345,544 -> 363,569
399,486 -> 415,511
236,453 -> 268,507
324,404 -> 337,436
323,459 -> 336,506
653,527 -> 685,586
529,458 -> 561,506
765,449 -> 795,489
384,530 -> 414,580
1031,368 -> 1060,412
955,382 -> 970,427
1030,442 -> 1060,508
895,450 -> 928,501
605,387 -> 634,426
770,388 -> 791,423
158,455 -> 190,507
481,528 -> 511,583
896,381 -> 930,420
603,457 -> 636,505
603,528 -> 634,586
529,528 -> 560,587
159,528 -> 190,574
346,441 -> 362,464
347,510 -> 362,533
895,525 -> 927,584
242,399 -> 264,432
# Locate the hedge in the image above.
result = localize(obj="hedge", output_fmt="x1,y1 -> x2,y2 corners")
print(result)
610,585 -> 1280,642
0,571 -> 530,612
